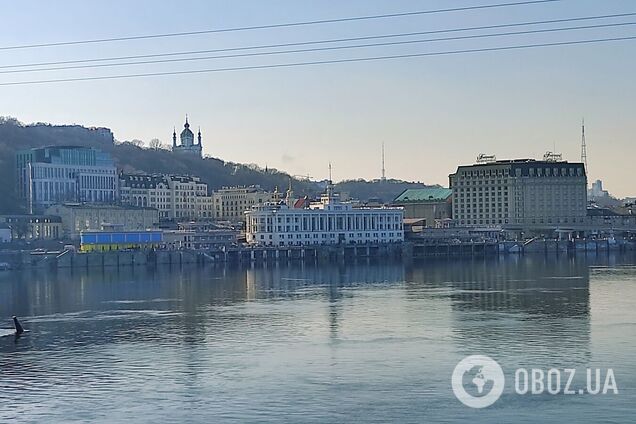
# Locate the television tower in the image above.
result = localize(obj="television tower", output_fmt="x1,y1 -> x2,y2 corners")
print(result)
581,118 -> 588,172
381,142 -> 386,182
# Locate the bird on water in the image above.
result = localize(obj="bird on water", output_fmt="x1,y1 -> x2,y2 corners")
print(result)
13,316 -> 24,336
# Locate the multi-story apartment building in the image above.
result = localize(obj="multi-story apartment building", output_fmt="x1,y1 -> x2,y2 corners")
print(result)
213,186 -> 275,222
119,173 -> 214,220
16,146 -> 118,212
449,156 -> 587,230
245,184 -> 404,246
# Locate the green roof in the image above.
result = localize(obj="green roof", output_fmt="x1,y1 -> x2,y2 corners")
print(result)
393,187 -> 452,203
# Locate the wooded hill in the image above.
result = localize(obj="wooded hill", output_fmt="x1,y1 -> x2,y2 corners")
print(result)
0,117 -> 430,214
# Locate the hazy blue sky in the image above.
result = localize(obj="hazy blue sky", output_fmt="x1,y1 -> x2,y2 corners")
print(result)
0,1 -> 634,196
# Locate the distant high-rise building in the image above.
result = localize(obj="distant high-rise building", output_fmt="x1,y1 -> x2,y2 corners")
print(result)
172,116 -> 203,157
449,156 -> 587,230
16,146 -> 118,213
588,179 -> 609,199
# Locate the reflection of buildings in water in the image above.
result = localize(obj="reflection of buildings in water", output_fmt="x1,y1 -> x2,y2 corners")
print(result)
2,256 -> 605,366
245,262 -> 406,340
0,266 -> 251,350
405,256 -> 591,364
244,261 -> 406,293
407,256 -> 590,316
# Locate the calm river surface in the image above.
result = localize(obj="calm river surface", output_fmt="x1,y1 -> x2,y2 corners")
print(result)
1,254 -> 636,423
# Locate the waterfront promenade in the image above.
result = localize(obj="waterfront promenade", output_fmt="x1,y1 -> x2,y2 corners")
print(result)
2,237 -> 634,270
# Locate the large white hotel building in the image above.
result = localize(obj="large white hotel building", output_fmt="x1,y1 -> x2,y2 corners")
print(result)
245,183 -> 404,246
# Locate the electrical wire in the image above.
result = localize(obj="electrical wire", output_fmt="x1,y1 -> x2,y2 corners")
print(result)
2,12 -> 633,71
1,34 -> 633,87
0,0 -> 560,51
1,21 -> 634,75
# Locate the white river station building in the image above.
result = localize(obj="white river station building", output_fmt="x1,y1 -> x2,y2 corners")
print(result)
245,182 -> 404,246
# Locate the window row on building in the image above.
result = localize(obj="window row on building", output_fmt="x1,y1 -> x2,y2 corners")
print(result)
246,185 -> 404,246
449,158 -> 587,229
16,146 -> 118,213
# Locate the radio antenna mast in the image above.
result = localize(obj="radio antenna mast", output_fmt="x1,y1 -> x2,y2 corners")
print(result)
381,142 -> 386,182
581,118 -> 588,172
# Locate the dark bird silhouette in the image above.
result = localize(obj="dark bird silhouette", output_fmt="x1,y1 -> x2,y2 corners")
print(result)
12,316 -> 24,335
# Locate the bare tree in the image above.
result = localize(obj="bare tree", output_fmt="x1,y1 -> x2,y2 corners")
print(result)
148,138 -> 163,150
129,139 -> 144,147
11,221 -> 30,239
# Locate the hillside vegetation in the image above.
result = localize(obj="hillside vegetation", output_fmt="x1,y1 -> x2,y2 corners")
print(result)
0,117 -> 430,214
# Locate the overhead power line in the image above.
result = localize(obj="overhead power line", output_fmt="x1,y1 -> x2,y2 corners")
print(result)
1,35 -> 634,87
2,21 -> 634,75
0,0 -> 560,51
2,12 -> 634,71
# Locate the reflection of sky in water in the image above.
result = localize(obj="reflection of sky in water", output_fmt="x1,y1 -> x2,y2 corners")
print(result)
0,254 -> 635,423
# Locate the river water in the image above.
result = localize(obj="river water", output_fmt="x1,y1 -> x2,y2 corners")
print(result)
1,254 -> 635,423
